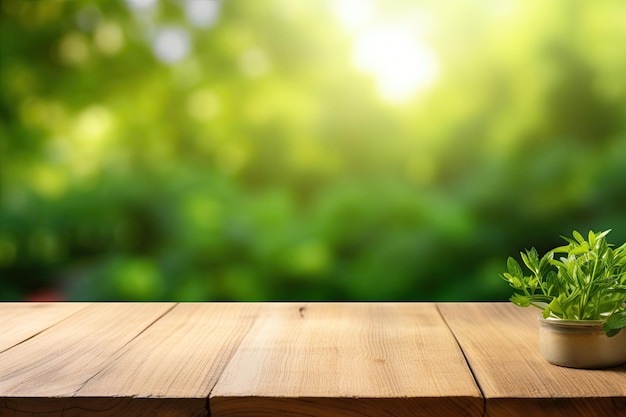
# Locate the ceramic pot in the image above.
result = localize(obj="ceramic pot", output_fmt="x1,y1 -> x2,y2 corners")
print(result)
538,315 -> 626,369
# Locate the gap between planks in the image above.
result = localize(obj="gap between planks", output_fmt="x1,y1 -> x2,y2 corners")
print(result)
207,302 -> 484,417
0,302 -> 91,354
1,303 -> 489,417
71,302 -> 179,396
435,302 -> 488,417
437,303 -> 626,417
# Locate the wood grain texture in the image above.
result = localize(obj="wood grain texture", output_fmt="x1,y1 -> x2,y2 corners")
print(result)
210,302 -> 483,417
0,303 -> 260,417
77,303 -> 260,398
0,303 -> 174,402
438,302 -> 626,417
0,302 -> 88,353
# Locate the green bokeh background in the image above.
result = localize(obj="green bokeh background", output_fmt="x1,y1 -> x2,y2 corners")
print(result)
1,0 -> 625,301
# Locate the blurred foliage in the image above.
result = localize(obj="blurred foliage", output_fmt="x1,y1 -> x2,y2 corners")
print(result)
1,0 -> 625,301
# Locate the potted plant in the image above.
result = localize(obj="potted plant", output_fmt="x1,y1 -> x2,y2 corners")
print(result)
501,229 -> 626,368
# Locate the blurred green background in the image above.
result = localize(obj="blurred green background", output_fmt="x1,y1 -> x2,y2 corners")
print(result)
1,0 -> 625,301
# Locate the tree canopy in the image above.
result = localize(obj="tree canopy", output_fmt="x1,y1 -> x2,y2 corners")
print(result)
1,0 -> 625,301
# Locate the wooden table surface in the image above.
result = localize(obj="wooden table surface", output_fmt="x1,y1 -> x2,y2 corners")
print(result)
0,302 -> 624,417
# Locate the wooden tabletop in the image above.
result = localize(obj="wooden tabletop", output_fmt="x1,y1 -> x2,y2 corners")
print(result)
0,303 -> 624,417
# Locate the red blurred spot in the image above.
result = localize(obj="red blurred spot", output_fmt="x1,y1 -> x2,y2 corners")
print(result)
26,289 -> 65,302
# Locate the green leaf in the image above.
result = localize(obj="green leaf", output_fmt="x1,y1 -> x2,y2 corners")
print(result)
573,230 -> 585,244
501,229 -> 625,324
604,327 -> 622,337
539,251 -> 553,275
605,310 -> 626,330
529,247 -> 539,266
545,270 -> 559,295
603,310 -> 626,337
520,251 -> 531,272
596,229 -> 611,242
502,272 -> 523,289
552,245 -> 571,254
507,257 -> 524,279
510,293 -> 531,307
605,247 -> 615,267
545,297 -> 564,318
588,230 -> 596,247
570,242 -> 589,256
557,265 -> 572,285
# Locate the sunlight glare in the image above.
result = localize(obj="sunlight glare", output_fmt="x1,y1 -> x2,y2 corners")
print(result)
352,26 -> 439,102
331,0 -> 375,31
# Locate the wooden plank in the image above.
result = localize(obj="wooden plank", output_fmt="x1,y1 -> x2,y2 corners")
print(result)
438,302 -> 626,417
0,302 -> 88,353
71,303 -> 261,416
0,302 -> 175,416
210,302 -> 483,417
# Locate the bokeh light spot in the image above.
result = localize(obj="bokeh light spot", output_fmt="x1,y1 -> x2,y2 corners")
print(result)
183,196 -> 223,231
29,165 -> 67,198
73,105 -> 114,142
113,259 -> 164,300
94,22 -> 124,55
153,27 -> 190,64
58,33 -> 90,65
238,48 -> 271,78
187,89 -> 221,121
286,241 -> 331,275
185,0 -> 221,28
125,0 -> 157,11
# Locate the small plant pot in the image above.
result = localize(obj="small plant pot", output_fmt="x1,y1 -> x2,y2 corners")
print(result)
538,315 -> 626,369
